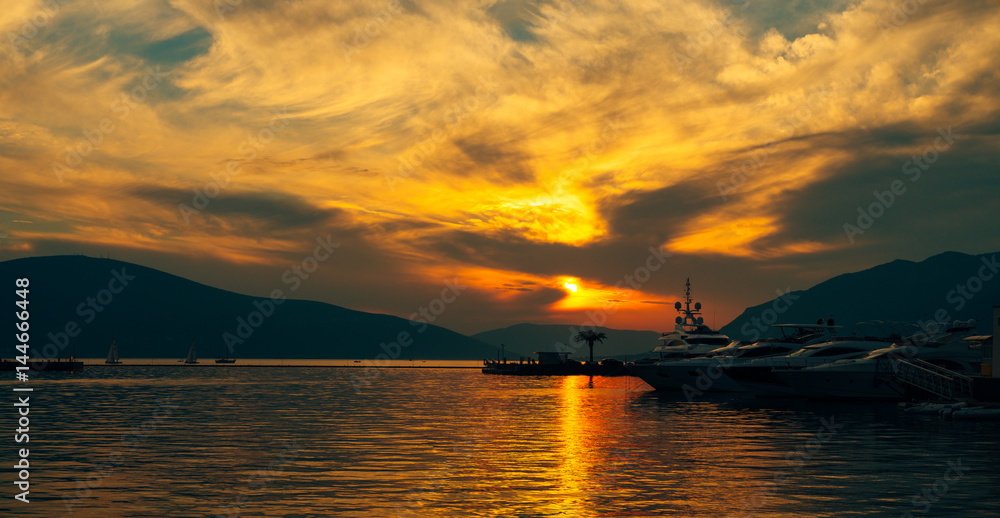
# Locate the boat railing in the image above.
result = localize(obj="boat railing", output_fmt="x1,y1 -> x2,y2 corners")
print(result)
878,358 -> 975,401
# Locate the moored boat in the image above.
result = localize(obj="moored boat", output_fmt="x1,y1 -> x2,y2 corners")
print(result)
651,322 -> 841,392
774,335 -> 982,400
629,278 -> 731,389
725,320 -> 979,398
723,337 -> 899,397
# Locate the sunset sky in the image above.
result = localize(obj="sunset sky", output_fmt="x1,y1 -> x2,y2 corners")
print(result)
1,0 -> 998,334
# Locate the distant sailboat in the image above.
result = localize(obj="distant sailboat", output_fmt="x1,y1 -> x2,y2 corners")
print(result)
216,343 -> 236,364
184,341 -> 199,364
105,339 -> 122,365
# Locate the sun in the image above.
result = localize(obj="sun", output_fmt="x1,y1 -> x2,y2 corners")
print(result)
563,278 -> 579,293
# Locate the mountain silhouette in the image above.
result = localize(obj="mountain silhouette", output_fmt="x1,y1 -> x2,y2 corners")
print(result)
720,251 -> 1000,340
1,255 -> 499,360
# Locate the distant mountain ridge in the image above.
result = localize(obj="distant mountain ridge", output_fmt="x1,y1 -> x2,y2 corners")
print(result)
1,255 -> 499,360
719,251 -> 1000,341
9,251 -> 995,361
472,323 -> 660,360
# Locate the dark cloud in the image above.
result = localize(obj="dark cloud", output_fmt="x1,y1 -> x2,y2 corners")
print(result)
412,227 -> 720,299
135,28 -> 213,65
131,186 -> 341,231
720,0 -> 854,41
451,134 -> 536,184
486,0 -> 545,42
758,125 -> 1000,254
602,178 -> 724,241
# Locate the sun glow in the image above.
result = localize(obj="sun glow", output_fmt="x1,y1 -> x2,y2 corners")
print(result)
564,278 -> 579,292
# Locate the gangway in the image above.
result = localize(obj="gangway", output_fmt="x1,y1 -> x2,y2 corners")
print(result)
877,358 -> 974,401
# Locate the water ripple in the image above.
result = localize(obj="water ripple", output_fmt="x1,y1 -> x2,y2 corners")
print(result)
1,368 -> 997,517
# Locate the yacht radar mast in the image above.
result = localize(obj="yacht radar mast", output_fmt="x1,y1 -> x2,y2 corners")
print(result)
674,278 -> 706,331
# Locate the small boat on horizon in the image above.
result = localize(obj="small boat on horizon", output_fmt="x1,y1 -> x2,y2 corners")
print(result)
215,343 -> 236,364
184,341 -> 199,364
105,339 -> 123,365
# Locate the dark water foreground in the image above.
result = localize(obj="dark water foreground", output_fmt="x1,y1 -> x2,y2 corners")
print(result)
2,367 -> 998,517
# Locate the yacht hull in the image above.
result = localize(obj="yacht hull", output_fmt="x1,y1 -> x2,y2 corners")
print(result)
722,365 -> 803,397
630,361 -> 745,392
771,348 -> 982,400
629,364 -> 675,390
774,369 -> 906,400
653,362 -> 745,392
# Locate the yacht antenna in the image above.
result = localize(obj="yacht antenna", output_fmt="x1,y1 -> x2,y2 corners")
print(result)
674,278 -> 704,329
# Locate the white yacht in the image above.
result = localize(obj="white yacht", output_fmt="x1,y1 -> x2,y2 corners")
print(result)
629,278 -> 730,389
650,322 -> 841,392
723,320 -> 978,397
774,323 -> 982,400
723,337 -> 900,397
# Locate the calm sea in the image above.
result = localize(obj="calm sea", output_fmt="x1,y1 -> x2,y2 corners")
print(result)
2,366 -> 999,517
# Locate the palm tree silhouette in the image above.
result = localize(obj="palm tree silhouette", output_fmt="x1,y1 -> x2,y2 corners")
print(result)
574,330 -> 607,364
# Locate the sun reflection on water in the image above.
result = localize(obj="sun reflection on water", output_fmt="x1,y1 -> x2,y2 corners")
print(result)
557,376 -> 589,516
